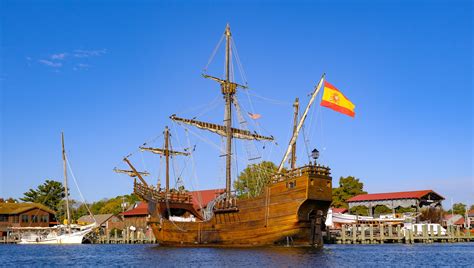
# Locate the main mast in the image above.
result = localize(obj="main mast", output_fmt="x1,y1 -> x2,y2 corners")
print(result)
61,132 -> 71,233
170,24 -> 273,199
224,24 -> 233,198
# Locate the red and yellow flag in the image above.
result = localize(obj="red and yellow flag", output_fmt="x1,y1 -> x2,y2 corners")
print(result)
320,81 -> 355,117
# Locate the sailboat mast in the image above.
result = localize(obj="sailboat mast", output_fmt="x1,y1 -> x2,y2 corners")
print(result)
290,98 -> 299,169
224,24 -> 233,198
164,126 -> 170,193
61,132 -> 71,232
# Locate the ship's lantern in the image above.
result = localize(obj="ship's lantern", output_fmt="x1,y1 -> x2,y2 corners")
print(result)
311,148 -> 319,162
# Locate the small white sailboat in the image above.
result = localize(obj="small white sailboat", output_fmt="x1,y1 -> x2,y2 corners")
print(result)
15,133 -> 97,244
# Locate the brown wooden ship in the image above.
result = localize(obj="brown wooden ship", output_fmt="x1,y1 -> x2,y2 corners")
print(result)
117,24 -> 333,247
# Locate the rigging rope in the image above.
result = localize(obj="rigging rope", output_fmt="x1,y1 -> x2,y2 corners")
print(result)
203,34 -> 225,73
65,155 -> 96,224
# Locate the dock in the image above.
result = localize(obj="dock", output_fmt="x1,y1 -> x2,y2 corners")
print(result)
92,229 -> 157,244
326,224 -> 473,244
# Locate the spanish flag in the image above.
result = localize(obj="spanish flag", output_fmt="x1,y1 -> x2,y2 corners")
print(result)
320,81 -> 355,117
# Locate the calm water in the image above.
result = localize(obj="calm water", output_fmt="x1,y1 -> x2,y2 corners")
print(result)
1,243 -> 473,267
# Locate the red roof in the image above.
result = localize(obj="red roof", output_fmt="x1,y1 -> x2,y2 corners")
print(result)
331,207 -> 348,214
347,190 -> 443,202
444,214 -> 465,225
121,189 -> 225,216
122,202 -> 148,216
190,189 -> 225,210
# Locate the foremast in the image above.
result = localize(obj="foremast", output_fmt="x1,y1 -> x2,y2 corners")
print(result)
119,126 -> 189,195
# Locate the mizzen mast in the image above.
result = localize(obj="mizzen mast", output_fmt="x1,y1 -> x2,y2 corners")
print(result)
278,74 -> 325,173
290,98 -> 299,169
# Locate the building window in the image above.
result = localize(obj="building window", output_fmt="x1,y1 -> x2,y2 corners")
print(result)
12,216 -> 19,223
21,215 -> 29,223
0,215 -> 8,222
31,215 -> 38,223
41,215 -> 49,223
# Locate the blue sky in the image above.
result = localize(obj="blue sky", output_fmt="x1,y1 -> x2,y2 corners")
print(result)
1,0 -> 472,206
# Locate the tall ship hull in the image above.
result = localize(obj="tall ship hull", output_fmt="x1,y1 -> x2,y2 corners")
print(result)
135,165 -> 331,247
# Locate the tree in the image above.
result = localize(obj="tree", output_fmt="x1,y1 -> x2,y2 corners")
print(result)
20,180 -> 65,212
331,176 -> 367,209
351,205 -> 369,216
234,161 -> 280,198
470,204 -> 474,211
448,203 -> 467,215
374,205 -> 392,216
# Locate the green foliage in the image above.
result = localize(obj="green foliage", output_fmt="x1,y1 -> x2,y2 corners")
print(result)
448,203 -> 467,215
471,204 -> 474,211
234,161 -> 279,198
331,176 -> 367,209
395,207 -> 415,213
20,180 -> 65,213
351,205 -> 369,216
71,194 -> 140,220
374,205 -> 392,216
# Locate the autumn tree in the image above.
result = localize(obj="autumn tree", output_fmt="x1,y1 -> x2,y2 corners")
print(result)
331,176 -> 367,209
234,161 -> 279,198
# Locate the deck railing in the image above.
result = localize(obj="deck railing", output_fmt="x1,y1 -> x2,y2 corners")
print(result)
134,181 -> 193,203
272,164 -> 331,183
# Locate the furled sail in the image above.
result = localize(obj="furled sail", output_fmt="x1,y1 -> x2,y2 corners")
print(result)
113,168 -> 150,177
140,147 -> 190,156
170,115 -> 273,141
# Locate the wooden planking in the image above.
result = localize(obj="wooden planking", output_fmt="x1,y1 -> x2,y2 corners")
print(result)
148,173 -> 332,246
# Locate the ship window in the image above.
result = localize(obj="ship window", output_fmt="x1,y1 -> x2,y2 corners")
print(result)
287,181 -> 296,189
22,215 -> 29,223
0,215 -> 8,222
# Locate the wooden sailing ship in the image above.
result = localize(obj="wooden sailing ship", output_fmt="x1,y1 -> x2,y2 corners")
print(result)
118,24 -> 333,247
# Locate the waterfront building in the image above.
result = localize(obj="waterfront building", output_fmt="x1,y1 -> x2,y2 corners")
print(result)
0,202 -> 56,237
443,214 -> 465,227
468,210 -> 474,228
347,190 -> 444,216
77,214 -> 124,235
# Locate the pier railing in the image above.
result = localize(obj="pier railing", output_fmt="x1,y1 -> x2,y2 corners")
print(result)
327,224 -> 473,244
